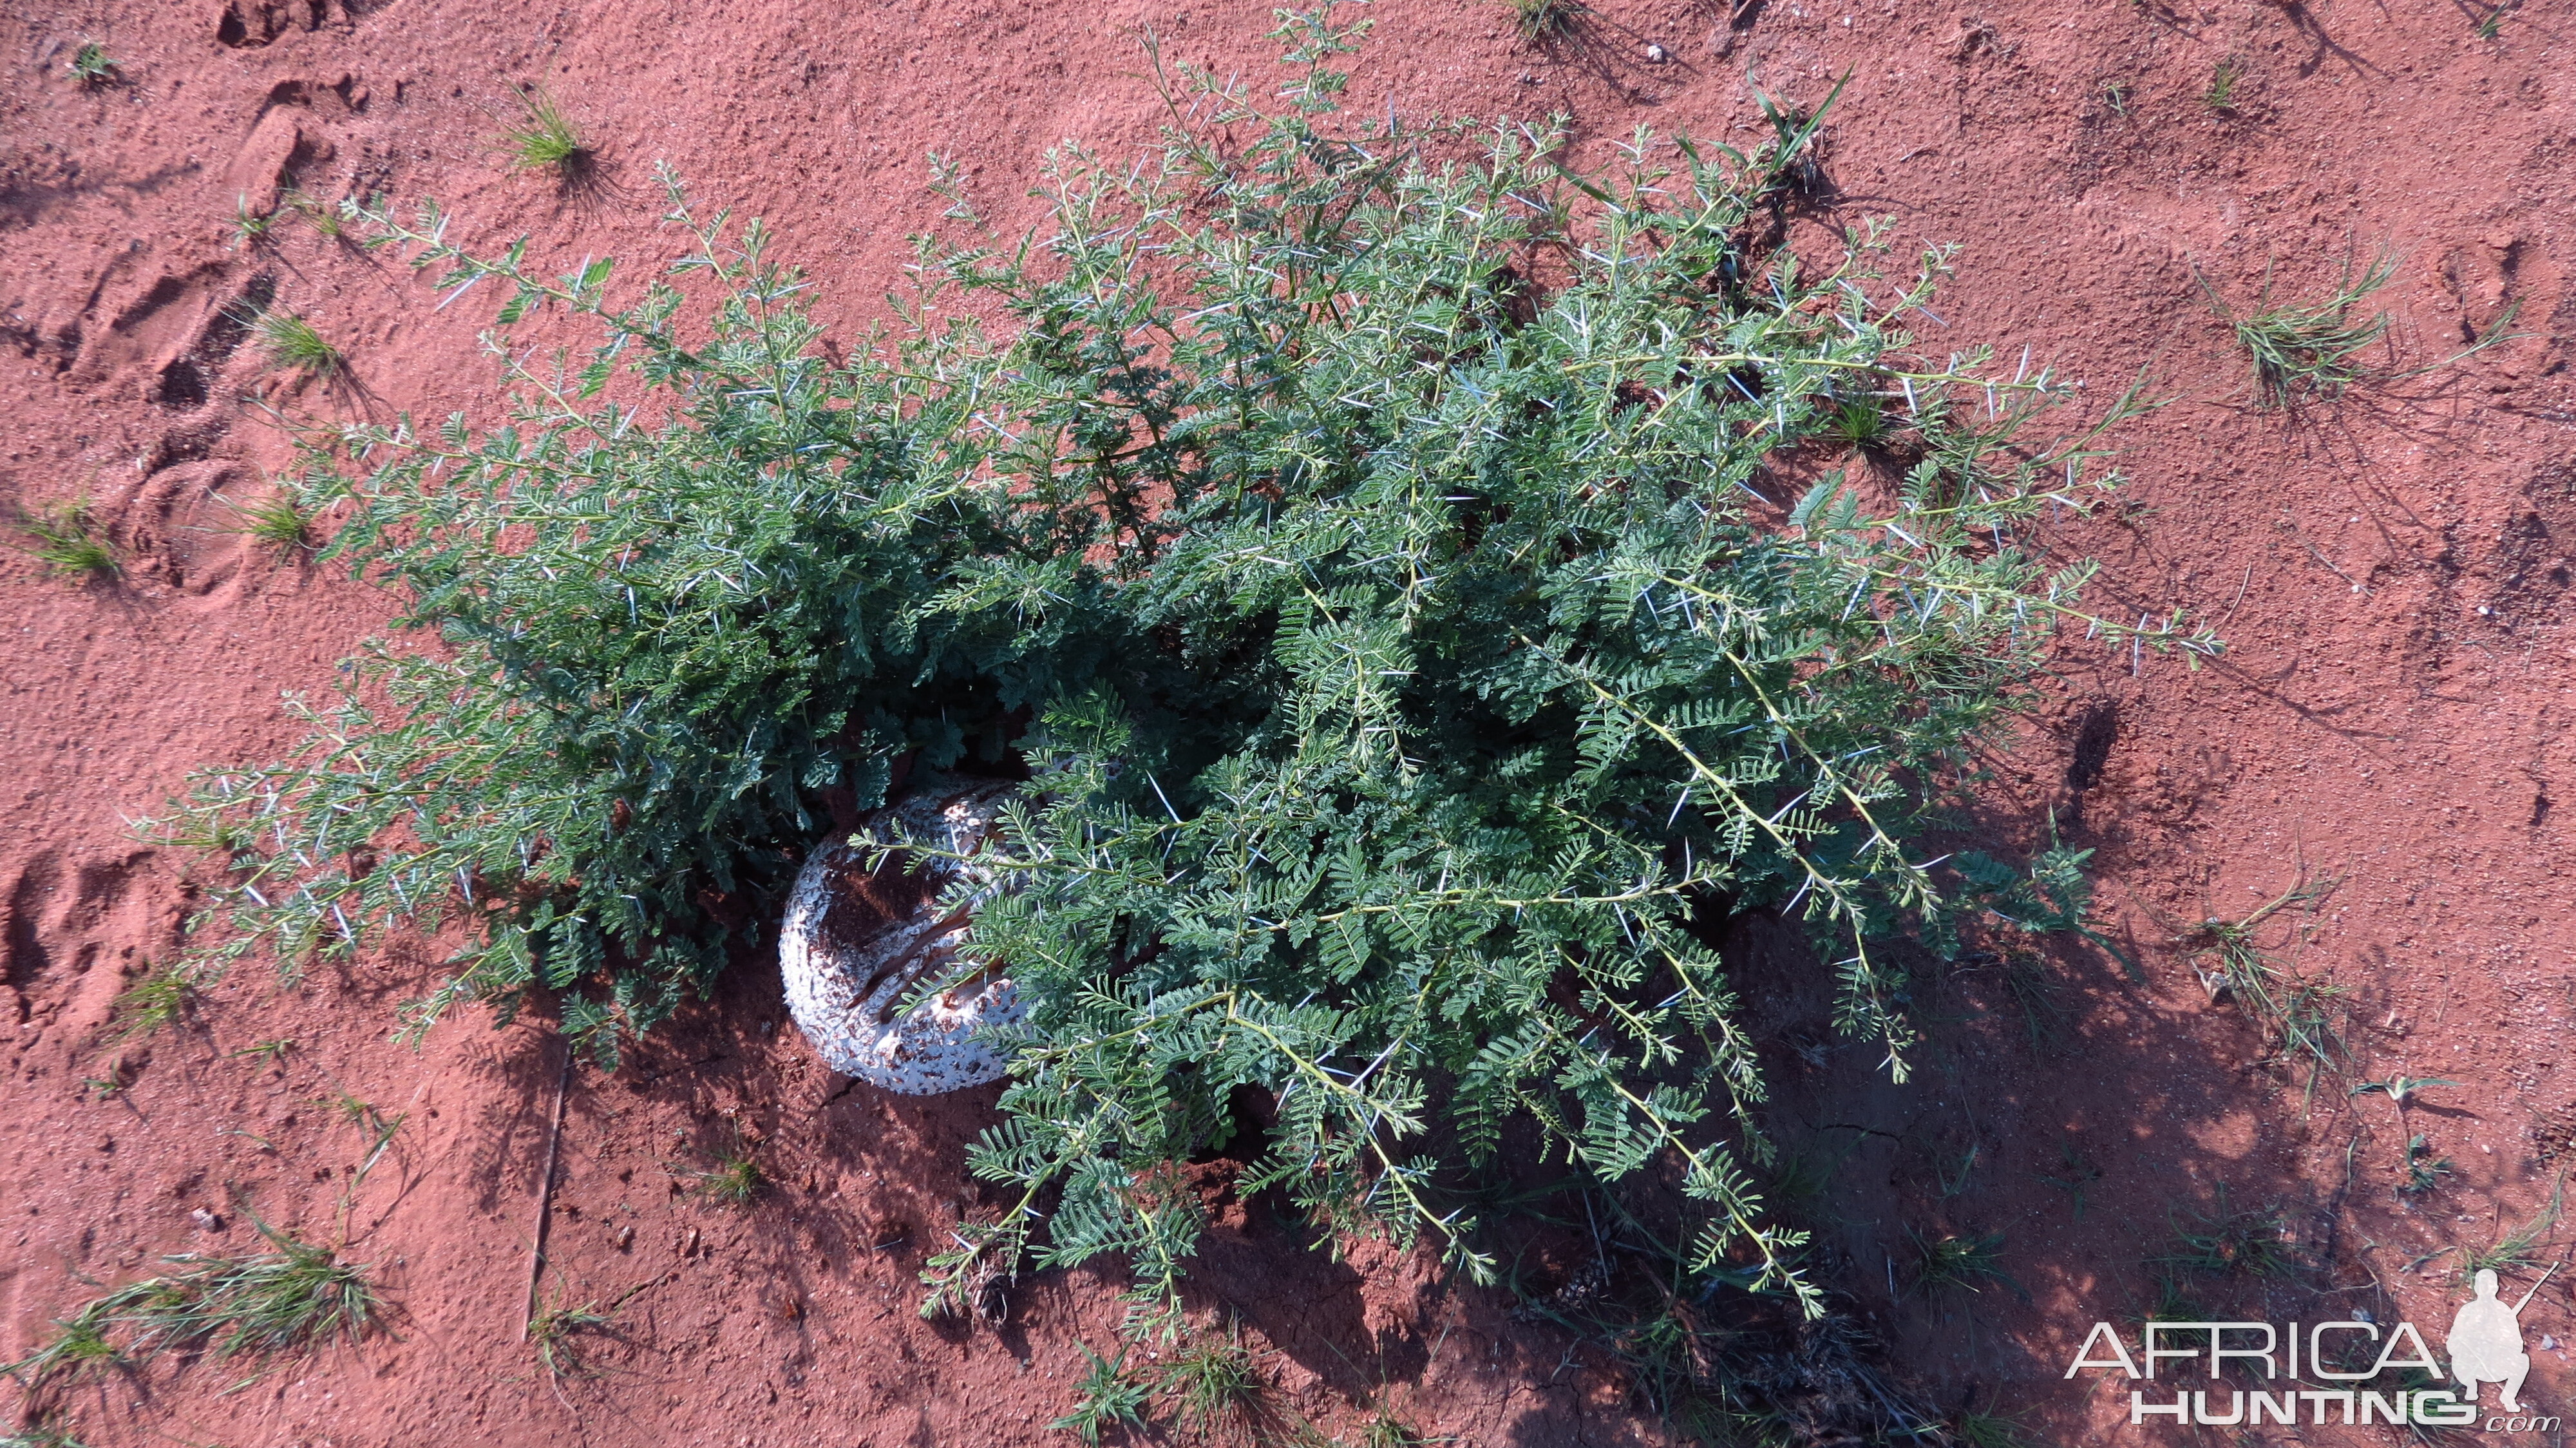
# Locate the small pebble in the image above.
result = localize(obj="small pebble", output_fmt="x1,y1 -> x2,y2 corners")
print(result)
1645,43 -> 1669,62
189,1208 -> 224,1232
615,1223 -> 636,1251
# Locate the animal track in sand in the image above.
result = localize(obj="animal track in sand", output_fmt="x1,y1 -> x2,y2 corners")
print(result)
0,848 -> 178,1037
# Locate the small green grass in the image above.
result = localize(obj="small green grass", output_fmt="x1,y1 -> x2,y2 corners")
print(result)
1766,1148 -> 1836,1213
2173,875 -> 2345,1075
2100,79 -> 2131,118
2269,979 -> 2349,1081
1157,1322 -> 1272,1440
1,1302 -> 125,1387
2202,57 -> 2243,111
2206,253 -> 2516,409
228,1038 -> 294,1069
2207,256 -> 2394,406
2035,1142 -> 2103,1221
280,188 -> 348,240
495,84 -> 593,178
2131,1270 -> 2210,1326
121,1226 -> 376,1360
1953,1409 -> 2036,1448
1050,1345 -> 1153,1445
527,1291 -> 616,1381
1999,949 -> 2072,1048
1358,1410 -> 1430,1448
1935,1143 -> 1981,1199
2164,1199 -> 2300,1281
65,42 -> 118,86
14,497 -> 119,582
1823,396 -> 1893,450
1500,0 -> 1584,41
249,308 -> 343,380
2351,1074 -> 2458,1111
695,1150 -> 762,1206
2461,1181 -> 2560,1279
110,962 -> 194,1042
1908,1228 -> 2014,1298
220,488 -> 312,558
527,1273 -> 654,1380
323,1092 -> 406,1180
227,195 -> 278,250
2401,1134 -> 2454,1196
0,1219 -> 374,1386
1,1418 -> 95,1448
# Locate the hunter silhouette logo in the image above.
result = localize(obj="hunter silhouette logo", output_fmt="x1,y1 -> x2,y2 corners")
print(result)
2450,1265 -> 2554,1413
2063,1258 -> 2563,1431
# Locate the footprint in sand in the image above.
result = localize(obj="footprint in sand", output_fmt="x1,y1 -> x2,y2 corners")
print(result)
1,848 -> 184,1040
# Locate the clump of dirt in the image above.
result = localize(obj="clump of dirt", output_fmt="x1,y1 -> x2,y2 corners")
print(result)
5,1 -> 2573,1443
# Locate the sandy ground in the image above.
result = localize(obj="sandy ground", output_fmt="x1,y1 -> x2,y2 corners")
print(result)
5,0 -> 2575,1442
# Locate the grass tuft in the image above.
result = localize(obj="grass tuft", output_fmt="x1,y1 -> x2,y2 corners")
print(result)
1,1304 -> 125,1387
694,1150 -> 762,1207
2402,1134 -> 2454,1196
2035,1142 -> 2102,1220
2204,257 -> 2395,407
1823,395 -> 1894,450
2461,1180 -> 2561,1279
0,1219 -> 374,1388
1908,1228 -> 2014,1298
110,963 -> 195,1042
1050,1345 -> 1153,1445
220,488 -> 313,558
2,1423 -> 93,1448
2202,57 -> 2242,111
1953,1409 -> 2036,1448
2132,1270 -> 2209,1326
527,1281 -> 649,1382
1998,948 -> 2072,1048
227,195 -> 278,250
228,1037 -> 294,1069
1158,1322 -> 1273,1440
248,308 -> 344,380
2172,874 -> 2345,1078
1500,0 -> 1585,41
2163,1198 -> 2300,1281
2206,252 -> 2519,410
14,498 -> 119,582
65,42 -> 117,86
1358,1412 -> 1429,1448
495,84 -> 594,179
280,188 -> 348,241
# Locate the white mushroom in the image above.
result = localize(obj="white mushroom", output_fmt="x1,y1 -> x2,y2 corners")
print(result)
779,776 -> 1027,1094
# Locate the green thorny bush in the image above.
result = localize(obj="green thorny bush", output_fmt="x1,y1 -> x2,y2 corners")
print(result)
159,6 -> 2211,1349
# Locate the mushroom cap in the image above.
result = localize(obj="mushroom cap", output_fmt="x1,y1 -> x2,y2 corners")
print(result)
779,777 -> 1027,1095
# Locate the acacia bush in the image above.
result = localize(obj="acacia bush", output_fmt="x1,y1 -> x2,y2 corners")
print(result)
164,6 -> 2209,1353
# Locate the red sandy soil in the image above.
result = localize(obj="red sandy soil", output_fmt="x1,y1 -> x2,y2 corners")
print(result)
4,0 -> 2573,1443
